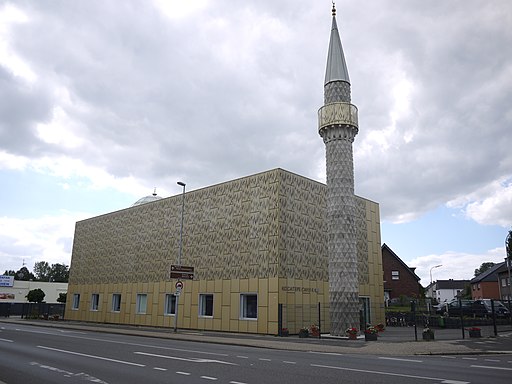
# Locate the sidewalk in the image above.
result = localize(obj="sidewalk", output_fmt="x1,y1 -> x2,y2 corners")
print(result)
1,317 -> 512,356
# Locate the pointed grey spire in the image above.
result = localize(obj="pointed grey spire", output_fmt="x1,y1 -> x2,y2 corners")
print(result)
324,4 -> 350,85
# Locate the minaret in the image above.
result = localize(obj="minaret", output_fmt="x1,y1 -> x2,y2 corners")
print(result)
318,4 -> 359,336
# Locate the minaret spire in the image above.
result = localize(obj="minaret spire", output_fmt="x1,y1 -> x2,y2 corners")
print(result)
318,5 -> 359,336
325,2 -> 350,87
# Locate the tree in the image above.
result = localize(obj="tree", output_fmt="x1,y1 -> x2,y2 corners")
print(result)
25,288 -> 45,303
34,261 -> 51,281
15,267 -> 35,281
474,262 -> 495,277
49,263 -> 69,282
3,270 -> 16,276
56,292 -> 67,303
461,283 -> 472,299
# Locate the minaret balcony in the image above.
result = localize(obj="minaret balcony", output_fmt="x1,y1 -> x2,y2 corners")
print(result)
318,102 -> 358,132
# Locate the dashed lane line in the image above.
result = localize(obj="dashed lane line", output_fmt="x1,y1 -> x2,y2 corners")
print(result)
378,357 -> 423,363
200,376 -> 218,380
0,338 -> 13,343
176,371 -> 191,376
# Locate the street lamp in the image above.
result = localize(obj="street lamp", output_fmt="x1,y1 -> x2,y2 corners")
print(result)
430,264 -> 442,285
174,181 -> 186,333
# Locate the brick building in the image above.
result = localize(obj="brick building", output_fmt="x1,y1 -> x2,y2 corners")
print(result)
381,243 -> 422,303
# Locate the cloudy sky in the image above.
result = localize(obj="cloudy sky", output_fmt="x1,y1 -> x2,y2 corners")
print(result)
1,0 -> 511,285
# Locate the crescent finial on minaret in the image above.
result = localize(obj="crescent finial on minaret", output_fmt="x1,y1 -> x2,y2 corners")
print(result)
332,2 -> 336,16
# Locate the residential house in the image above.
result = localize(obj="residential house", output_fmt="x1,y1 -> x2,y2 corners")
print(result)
430,279 -> 470,304
381,243 -> 422,304
471,262 -> 508,300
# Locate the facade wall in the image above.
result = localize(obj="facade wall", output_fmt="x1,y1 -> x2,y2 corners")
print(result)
0,281 -> 68,303
382,247 -> 421,300
471,281 -> 500,300
65,168 -> 384,333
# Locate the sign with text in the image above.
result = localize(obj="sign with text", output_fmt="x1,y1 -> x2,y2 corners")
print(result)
170,265 -> 194,280
0,276 -> 14,287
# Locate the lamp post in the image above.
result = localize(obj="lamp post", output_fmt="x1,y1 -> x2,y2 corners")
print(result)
174,181 -> 186,333
430,264 -> 442,285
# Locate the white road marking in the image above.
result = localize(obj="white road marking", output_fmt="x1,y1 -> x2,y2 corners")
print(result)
379,357 -> 423,363
471,364 -> 512,371
484,359 -> 500,362
440,356 -> 456,359
201,376 -> 218,380
153,367 -> 167,371
38,345 -> 145,367
309,351 -> 344,356
30,361 -> 109,383
15,326 -> 228,356
462,357 -> 477,360
229,381 -> 248,384
134,351 -> 237,365
258,358 -> 271,361
236,356 -> 249,359
283,361 -> 297,364
0,338 -> 13,343
176,371 -> 191,375
311,363 -> 469,383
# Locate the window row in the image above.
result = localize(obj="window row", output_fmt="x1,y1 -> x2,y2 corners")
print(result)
71,293 -> 258,319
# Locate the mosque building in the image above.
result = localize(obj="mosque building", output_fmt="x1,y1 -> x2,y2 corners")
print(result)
64,6 -> 385,335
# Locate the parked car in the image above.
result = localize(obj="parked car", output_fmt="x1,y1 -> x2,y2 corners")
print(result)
473,299 -> 510,318
435,299 -> 473,316
436,299 -> 511,318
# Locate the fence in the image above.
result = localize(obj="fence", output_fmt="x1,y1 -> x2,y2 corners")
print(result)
278,303 -> 329,337
0,302 -> 65,319
386,298 -> 512,340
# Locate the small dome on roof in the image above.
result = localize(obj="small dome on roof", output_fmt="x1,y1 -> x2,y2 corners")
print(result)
132,188 -> 163,207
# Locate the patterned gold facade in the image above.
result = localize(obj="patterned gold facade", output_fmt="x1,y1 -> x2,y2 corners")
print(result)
66,168 -> 384,334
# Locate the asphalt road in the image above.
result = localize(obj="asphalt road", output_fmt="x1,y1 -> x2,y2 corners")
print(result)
1,322 -> 511,384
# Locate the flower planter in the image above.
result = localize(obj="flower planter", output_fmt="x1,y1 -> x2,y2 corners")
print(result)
298,329 -> 309,338
468,329 -> 481,338
364,333 -> 378,341
348,333 -> 357,340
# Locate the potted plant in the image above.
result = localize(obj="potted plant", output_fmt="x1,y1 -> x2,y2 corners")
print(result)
376,323 -> 385,332
422,326 -> 435,341
309,324 -> 320,337
345,327 -> 358,340
467,327 -> 481,338
299,326 -> 309,338
364,325 -> 378,341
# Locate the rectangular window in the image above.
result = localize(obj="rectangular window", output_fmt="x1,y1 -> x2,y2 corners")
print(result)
391,270 -> 399,280
501,278 -> 507,287
112,294 -> 121,312
199,294 -> 213,317
240,294 -> 257,319
91,293 -> 99,311
165,294 -> 176,315
72,294 -> 80,310
136,294 -> 147,314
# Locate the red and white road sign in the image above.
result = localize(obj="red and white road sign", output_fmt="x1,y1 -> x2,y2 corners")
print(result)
175,280 -> 184,289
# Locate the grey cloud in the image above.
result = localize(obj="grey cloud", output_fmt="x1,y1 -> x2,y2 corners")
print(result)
2,0 -> 511,225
